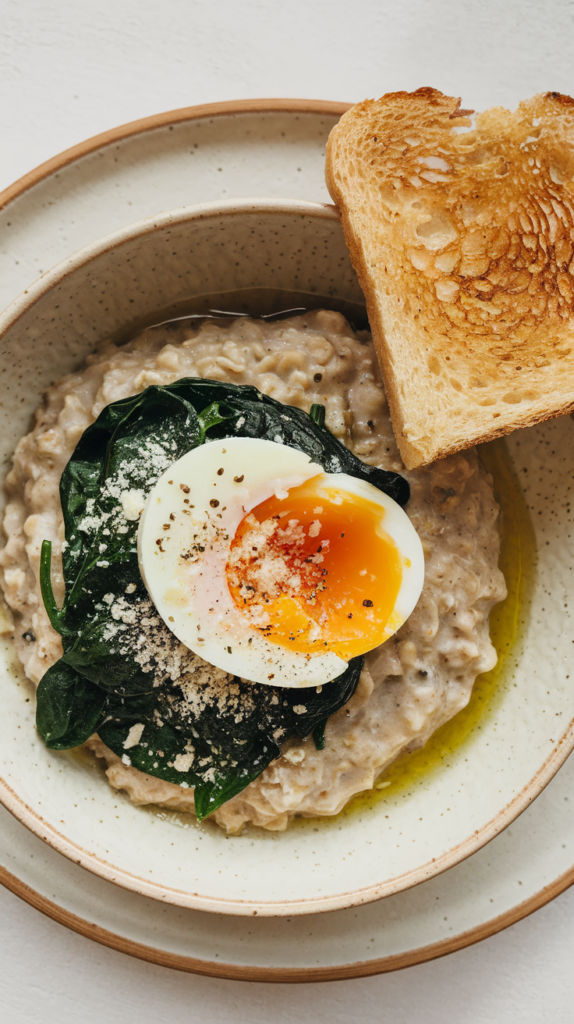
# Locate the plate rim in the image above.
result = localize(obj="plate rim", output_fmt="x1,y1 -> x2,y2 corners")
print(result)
1,857 -> 573,982
0,95 -> 573,976
0,97 -> 351,213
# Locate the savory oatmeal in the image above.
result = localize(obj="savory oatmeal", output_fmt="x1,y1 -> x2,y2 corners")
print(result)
0,309 -> 506,832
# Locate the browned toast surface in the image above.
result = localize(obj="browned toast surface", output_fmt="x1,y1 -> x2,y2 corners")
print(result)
326,88 -> 574,467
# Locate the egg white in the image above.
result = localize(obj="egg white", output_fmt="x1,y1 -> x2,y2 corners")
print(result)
137,437 -> 347,687
137,436 -> 424,688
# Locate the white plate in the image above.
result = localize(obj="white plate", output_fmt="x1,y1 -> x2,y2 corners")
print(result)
0,100 -> 573,977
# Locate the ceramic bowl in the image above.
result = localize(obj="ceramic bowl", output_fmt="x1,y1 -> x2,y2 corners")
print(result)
0,198 -> 573,917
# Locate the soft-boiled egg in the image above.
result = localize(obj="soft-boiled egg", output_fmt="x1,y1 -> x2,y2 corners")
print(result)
137,437 -> 424,688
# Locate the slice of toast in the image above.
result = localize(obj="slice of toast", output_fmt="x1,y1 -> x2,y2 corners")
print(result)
326,88 -> 574,468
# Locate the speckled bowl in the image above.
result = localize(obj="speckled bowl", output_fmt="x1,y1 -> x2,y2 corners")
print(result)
0,198 -> 572,917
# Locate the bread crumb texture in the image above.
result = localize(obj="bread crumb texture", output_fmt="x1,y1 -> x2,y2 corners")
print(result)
326,88 -> 574,467
0,311 -> 505,832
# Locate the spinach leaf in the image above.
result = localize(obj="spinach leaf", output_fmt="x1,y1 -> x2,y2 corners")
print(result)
312,720 -> 328,751
37,378 -> 408,819
36,661 -> 107,750
97,653 -> 363,818
36,629 -> 362,818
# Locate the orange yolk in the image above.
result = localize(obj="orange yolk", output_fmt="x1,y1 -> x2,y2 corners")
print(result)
225,476 -> 403,661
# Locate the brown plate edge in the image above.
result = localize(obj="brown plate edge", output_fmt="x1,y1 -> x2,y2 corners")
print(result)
1,858 -> 573,983
0,95 -> 572,977
0,98 -> 351,213
1,703 -> 574,919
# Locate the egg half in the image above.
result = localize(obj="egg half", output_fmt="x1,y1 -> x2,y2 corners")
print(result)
137,436 -> 424,688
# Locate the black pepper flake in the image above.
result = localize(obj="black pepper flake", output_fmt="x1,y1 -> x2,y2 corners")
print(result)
314,372 -> 323,382
347,613 -> 353,619
227,646 -> 232,654
22,631 -> 36,642
363,599 -> 373,607
210,499 -> 220,508
234,474 -> 244,483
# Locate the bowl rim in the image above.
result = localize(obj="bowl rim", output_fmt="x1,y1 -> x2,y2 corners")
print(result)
0,195 -> 573,918
0,196 -> 339,339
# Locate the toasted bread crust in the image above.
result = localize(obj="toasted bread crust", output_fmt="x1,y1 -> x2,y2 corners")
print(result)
326,89 -> 574,467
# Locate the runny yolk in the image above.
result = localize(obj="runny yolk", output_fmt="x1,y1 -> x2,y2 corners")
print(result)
225,476 -> 403,661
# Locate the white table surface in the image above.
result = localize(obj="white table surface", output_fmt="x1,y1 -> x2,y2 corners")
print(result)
2,0 -> 574,1019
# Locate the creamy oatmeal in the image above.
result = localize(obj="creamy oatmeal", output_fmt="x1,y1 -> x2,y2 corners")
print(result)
0,309 -> 506,832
